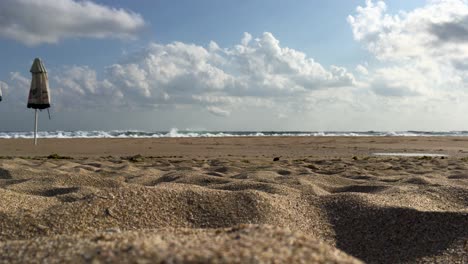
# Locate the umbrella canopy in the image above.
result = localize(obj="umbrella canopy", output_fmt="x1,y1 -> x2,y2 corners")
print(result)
27,58 -> 50,109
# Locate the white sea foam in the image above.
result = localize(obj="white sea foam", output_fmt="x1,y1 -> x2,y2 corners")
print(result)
0,129 -> 467,139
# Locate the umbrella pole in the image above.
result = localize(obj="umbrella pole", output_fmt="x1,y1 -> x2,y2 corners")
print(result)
34,109 -> 38,145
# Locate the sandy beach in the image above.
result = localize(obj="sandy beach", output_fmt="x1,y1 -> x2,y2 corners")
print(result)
0,137 -> 467,263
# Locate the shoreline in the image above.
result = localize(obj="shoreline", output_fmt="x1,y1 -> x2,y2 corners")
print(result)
2,136 -> 468,158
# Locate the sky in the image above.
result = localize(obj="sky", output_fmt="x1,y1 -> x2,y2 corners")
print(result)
1,0 -> 468,132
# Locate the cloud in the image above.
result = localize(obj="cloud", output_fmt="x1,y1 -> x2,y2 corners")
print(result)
206,106 -> 231,117
431,15 -> 468,43
0,0 -> 145,45
4,32 -> 356,117
52,65 -> 120,109
348,0 -> 468,98
105,32 -> 355,114
348,0 -> 468,61
355,64 -> 369,75
0,73 -> 32,110
0,81 -> 7,97
28,32 -> 351,115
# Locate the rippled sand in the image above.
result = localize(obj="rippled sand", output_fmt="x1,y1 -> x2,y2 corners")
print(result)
0,137 -> 467,263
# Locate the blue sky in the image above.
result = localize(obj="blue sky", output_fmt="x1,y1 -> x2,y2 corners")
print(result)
0,0 -> 425,73
1,0 -> 468,131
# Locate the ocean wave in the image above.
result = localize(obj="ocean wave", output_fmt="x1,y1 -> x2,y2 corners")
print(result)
1,128 -> 468,139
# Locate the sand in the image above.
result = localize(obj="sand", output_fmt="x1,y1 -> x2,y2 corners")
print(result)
0,137 -> 467,263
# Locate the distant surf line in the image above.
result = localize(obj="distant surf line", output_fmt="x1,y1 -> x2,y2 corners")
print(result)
2,128 -> 468,139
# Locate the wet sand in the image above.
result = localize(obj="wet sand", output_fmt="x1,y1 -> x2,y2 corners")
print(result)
0,137 -> 467,263
2,136 -> 468,158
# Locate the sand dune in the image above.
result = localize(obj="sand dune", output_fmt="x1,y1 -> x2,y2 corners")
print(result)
0,138 -> 467,263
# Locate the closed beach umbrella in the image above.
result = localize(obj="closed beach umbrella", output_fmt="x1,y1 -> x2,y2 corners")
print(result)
0,85 -> 2,102
28,58 -> 51,145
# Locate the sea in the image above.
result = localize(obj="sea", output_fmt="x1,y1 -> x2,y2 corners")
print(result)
1,128 -> 468,139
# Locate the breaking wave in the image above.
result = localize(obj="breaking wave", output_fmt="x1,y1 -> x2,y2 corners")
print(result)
1,128 -> 468,139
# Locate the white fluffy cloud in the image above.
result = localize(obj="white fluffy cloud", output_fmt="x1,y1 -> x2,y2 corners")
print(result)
0,0 -> 144,45
355,64 -> 369,75
348,0 -> 468,97
348,0 -> 468,61
103,32 -> 354,113
52,66 -> 119,109
5,32 -> 353,116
